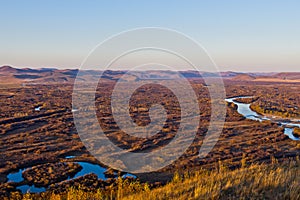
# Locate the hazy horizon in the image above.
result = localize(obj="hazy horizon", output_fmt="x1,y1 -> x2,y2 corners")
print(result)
1,64 -> 298,73
1,1 -> 300,72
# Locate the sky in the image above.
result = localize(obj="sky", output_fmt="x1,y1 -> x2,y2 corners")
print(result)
0,0 -> 299,72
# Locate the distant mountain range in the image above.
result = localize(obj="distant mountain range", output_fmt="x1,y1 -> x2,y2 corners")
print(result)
0,66 -> 299,84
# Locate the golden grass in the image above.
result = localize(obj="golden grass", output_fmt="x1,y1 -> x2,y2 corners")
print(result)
123,161 -> 300,200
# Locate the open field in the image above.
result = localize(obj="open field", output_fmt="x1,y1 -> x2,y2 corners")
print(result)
0,68 -> 299,198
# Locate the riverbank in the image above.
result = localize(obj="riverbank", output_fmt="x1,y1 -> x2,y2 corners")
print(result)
6,159 -> 300,200
250,105 -> 300,123
226,96 -> 300,141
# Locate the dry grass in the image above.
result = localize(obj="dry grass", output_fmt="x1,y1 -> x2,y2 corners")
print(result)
123,161 -> 300,200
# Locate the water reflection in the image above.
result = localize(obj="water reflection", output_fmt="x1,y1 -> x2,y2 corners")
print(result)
226,96 -> 299,141
7,160 -> 136,194
7,169 -> 24,182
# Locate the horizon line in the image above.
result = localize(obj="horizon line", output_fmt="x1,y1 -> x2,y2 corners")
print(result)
1,64 -> 299,73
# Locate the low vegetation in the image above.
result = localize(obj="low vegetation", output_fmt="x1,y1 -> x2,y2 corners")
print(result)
293,127 -> 300,138
6,159 -> 300,200
1,72 -> 300,199
23,162 -> 82,187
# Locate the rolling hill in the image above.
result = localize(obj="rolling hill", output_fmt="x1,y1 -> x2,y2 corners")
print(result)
0,66 -> 299,84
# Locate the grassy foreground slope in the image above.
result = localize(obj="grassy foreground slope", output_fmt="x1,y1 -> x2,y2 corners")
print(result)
14,159 -> 300,200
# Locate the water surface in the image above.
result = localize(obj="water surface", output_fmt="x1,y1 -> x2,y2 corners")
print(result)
226,96 -> 299,141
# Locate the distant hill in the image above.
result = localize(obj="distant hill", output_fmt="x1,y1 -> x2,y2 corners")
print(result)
0,66 -> 21,73
0,66 -> 299,84
0,66 -> 75,84
231,74 -> 256,81
273,72 -> 300,80
0,66 -> 57,74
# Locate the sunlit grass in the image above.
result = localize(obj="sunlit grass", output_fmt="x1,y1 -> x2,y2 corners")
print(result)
123,160 -> 300,200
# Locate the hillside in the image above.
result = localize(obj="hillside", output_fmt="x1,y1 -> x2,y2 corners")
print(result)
123,161 -> 300,200
231,74 -> 256,81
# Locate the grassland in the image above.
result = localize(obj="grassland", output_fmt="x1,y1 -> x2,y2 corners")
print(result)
0,70 -> 300,199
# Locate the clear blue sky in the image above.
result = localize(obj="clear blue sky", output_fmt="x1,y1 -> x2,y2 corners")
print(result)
1,0 -> 299,72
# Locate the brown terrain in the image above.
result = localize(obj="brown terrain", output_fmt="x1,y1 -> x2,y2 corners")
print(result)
0,66 -> 299,198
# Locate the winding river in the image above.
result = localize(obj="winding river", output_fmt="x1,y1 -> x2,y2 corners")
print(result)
226,96 -> 300,141
7,158 -> 135,193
